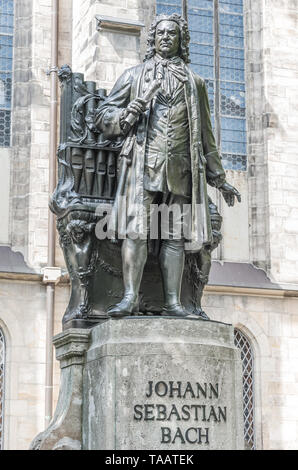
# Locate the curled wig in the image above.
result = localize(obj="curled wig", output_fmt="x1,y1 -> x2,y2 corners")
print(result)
144,14 -> 191,64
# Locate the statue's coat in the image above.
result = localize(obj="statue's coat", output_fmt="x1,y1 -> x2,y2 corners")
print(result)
95,58 -> 226,252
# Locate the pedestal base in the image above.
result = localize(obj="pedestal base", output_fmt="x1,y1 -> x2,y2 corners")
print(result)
30,329 -> 90,450
84,317 -> 244,450
31,317 -> 244,450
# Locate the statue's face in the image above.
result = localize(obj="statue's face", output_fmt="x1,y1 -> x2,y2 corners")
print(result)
155,20 -> 180,58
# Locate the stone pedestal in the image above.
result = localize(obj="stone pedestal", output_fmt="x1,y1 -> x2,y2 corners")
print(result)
30,329 -> 90,450
83,317 -> 244,450
30,317 -> 244,450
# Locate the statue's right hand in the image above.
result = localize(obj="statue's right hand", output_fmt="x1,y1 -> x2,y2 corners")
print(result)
126,98 -> 147,117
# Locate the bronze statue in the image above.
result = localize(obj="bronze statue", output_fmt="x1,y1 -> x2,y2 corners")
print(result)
94,14 -> 241,318
50,15 -> 240,327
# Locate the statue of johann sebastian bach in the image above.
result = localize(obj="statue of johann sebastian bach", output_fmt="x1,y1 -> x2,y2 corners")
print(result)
95,14 -> 241,318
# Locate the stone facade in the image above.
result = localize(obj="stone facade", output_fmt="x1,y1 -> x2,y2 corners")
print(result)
10,0 -> 51,267
0,0 -> 297,451
0,148 -> 10,245
0,279 -> 67,450
8,0 -> 72,269
72,0 -> 154,89
203,290 -> 298,450
246,0 -> 298,285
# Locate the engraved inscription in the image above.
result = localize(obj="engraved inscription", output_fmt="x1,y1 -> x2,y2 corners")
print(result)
133,381 -> 227,445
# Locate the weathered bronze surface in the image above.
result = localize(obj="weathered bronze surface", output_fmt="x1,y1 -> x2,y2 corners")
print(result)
50,14 -> 240,328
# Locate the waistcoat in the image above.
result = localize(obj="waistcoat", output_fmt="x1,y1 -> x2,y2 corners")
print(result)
144,71 -> 191,196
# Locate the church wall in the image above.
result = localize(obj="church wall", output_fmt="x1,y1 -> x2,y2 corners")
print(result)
0,280 -> 47,450
0,149 -> 11,245
0,278 -> 68,450
246,0 -> 298,286
9,0 -> 51,267
2,280 -> 298,450
9,0 -> 72,270
202,291 -> 298,450
72,0 -> 150,89
263,1 -> 298,285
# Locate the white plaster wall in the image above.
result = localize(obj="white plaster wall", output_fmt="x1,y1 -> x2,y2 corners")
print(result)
0,279 -> 69,450
0,280 -> 47,450
202,291 -> 298,450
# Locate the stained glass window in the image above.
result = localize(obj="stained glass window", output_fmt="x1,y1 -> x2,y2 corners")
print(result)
0,328 -> 5,450
188,0 -> 214,114
219,0 -> 246,170
0,0 -> 14,147
156,0 -> 247,170
156,0 -> 182,16
234,328 -> 255,450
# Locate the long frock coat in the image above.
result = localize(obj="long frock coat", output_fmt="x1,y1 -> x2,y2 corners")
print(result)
95,57 -> 226,252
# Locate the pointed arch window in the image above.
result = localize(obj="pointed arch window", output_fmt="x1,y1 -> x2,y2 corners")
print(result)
0,328 -> 5,450
234,328 -> 255,450
156,0 -> 247,171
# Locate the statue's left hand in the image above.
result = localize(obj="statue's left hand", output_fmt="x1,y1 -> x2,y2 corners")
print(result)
219,182 -> 241,207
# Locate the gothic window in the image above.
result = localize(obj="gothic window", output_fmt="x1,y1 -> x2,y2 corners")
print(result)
156,0 -> 247,170
0,0 -> 14,147
234,328 -> 255,450
0,328 -> 5,450
156,0 -> 183,16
